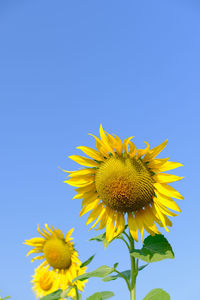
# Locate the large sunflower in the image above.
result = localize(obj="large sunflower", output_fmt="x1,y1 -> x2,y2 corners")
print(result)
65,125 -> 183,242
25,225 -> 87,296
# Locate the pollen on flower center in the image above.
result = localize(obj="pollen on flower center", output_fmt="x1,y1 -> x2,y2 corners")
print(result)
95,156 -> 155,212
43,238 -> 71,270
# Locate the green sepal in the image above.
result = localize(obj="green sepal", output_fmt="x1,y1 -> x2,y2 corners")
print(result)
40,289 -> 62,300
86,291 -> 114,300
72,263 -> 119,282
130,234 -> 174,263
102,270 -> 130,282
80,254 -> 95,268
89,226 -> 128,249
143,288 -> 170,300
138,264 -> 149,271
89,233 -> 110,249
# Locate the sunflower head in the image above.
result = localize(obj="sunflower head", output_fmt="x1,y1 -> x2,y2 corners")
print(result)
43,237 -> 71,270
95,156 -> 154,212
32,266 -> 59,298
24,225 -> 77,271
65,125 -> 183,242
25,225 -> 87,297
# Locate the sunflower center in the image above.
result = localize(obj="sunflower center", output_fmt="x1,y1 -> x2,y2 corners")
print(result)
44,238 -> 71,270
95,156 -> 154,212
39,275 -> 53,291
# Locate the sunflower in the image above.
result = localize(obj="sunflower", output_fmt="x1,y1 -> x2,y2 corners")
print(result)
65,125 -> 183,242
32,265 -> 59,298
57,264 -> 87,299
25,225 -> 87,295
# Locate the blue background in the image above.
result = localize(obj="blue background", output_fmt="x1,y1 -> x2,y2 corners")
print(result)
0,0 -> 199,299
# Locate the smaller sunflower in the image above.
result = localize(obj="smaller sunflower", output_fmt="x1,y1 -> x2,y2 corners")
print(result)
25,224 -> 87,296
57,265 -> 87,299
32,265 -> 59,298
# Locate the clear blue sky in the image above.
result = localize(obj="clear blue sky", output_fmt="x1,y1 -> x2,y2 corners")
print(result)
0,0 -> 199,299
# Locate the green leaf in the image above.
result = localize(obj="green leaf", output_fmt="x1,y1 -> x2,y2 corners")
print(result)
72,264 -> 118,282
86,291 -> 114,300
143,288 -> 170,300
40,289 -> 62,300
89,233 -> 110,249
130,234 -> 174,263
102,270 -> 131,282
80,254 -> 95,268
138,264 -> 149,271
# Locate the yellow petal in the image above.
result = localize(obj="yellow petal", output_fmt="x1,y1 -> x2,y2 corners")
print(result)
123,136 -> 134,155
82,193 -> 98,206
143,139 -> 168,162
86,202 -> 104,225
64,177 -> 94,187
26,249 -> 41,256
153,203 -> 169,232
134,213 -> 144,241
69,168 -> 96,177
128,141 -> 137,158
24,237 -> 45,246
75,182 -> 96,194
45,224 -> 55,235
154,183 -> 184,200
114,212 -> 125,237
154,199 -> 178,217
163,214 -> 173,227
142,207 -> 160,234
37,225 -> 49,239
154,173 -> 184,183
127,213 -> 138,242
107,133 -> 123,156
65,228 -> 74,241
79,199 -> 100,217
157,161 -> 183,172
73,193 -> 84,199
97,209 -> 108,230
69,155 -> 99,167
147,158 -> 169,169
89,206 -> 106,229
137,142 -> 150,158
99,124 -> 115,156
106,209 -> 116,241
89,133 -> 110,157
155,190 -> 181,212
77,146 -> 105,162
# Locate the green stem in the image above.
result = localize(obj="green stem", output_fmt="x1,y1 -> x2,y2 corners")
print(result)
129,233 -> 137,300
120,236 -> 131,250
130,254 -> 136,300
115,269 -> 131,291
123,231 -> 133,245
75,286 -> 79,300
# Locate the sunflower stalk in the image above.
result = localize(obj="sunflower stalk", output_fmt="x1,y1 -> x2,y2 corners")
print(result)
129,233 -> 138,300
75,286 -> 80,300
121,229 -> 138,300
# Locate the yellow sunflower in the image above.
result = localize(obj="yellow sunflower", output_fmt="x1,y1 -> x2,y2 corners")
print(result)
32,265 -> 59,298
65,125 -> 183,242
57,264 -> 87,299
25,225 -> 87,295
